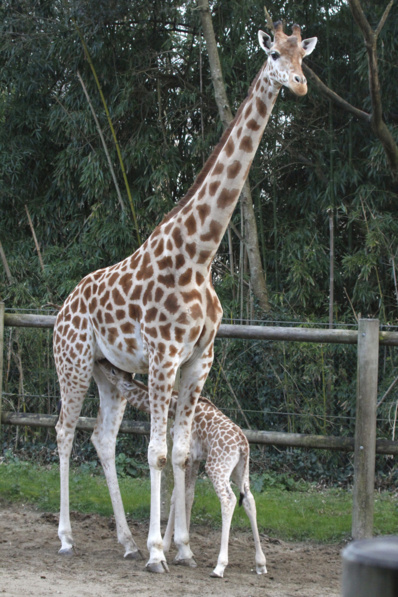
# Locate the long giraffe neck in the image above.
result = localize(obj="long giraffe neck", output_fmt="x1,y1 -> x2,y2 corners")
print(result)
158,60 -> 280,268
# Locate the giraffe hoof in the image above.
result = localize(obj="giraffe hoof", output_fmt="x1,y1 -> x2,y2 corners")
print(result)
173,557 -> 197,568
124,549 -> 144,561
58,546 -> 76,556
210,570 -> 223,578
145,560 -> 169,573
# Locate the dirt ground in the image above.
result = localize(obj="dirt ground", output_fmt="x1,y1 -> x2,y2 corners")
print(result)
0,502 -> 342,597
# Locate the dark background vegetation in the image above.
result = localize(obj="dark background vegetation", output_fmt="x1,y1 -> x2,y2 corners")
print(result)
1,0 -> 397,487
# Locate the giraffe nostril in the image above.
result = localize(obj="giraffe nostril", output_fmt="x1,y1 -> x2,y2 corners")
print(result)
294,75 -> 302,84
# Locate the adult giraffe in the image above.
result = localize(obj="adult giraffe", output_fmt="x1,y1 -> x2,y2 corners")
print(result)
53,22 -> 317,572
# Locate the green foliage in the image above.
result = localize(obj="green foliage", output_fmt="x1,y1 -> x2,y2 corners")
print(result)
115,452 -> 148,478
0,456 -> 151,518
2,459 -> 397,542
1,0 -> 397,320
2,1 -> 398,486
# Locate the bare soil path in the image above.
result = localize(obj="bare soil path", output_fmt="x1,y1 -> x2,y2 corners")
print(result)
0,502 -> 342,596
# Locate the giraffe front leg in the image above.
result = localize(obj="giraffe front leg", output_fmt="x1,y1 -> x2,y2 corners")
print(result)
171,374 -> 202,566
146,438 -> 169,573
170,437 -> 197,567
171,357 -> 214,567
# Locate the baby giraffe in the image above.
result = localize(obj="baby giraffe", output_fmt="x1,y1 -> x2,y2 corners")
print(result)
98,359 -> 267,578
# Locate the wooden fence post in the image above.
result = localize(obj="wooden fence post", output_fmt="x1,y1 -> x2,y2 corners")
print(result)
352,318 -> 379,540
0,302 -> 4,438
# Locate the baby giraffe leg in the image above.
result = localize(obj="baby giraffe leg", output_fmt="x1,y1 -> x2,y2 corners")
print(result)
207,464 -> 237,578
240,482 -> 267,574
184,459 -> 200,532
162,487 -> 175,554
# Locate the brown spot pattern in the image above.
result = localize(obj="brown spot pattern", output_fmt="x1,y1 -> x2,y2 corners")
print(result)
197,204 -> 211,225
247,118 -> 260,131
217,188 -> 240,209
256,96 -> 267,118
212,162 -> 224,175
200,220 -> 223,244
185,214 -> 197,235
225,138 -> 235,157
227,160 -> 242,179
239,136 -> 253,153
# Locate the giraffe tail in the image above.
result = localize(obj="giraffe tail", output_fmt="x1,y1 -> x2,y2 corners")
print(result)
237,439 -> 251,507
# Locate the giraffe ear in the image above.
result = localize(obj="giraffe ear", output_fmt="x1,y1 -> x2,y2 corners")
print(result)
302,37 -> 318,57
258,30 -> 272,53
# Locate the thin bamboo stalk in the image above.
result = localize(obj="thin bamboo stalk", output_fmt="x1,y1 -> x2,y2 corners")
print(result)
73,19 -> 141,245
77,71 -> 125,213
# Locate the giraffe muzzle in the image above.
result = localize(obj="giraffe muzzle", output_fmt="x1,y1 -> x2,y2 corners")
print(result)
290,73 -> 308,96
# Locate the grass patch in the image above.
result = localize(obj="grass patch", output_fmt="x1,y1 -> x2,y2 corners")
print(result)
0,459 -> 150,519
1,459 -> 397,543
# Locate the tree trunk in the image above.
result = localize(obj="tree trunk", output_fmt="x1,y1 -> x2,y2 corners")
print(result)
197,0 -> 271,312
303,0 -> 398,179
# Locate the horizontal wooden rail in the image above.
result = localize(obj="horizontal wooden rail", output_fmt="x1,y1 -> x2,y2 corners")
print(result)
4,313 -> 56,328
1,411 -> 150,435
4,313 -> 398,345
2,411 -> 398,455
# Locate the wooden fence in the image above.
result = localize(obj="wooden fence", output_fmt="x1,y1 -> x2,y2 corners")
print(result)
1,302 -> 398,541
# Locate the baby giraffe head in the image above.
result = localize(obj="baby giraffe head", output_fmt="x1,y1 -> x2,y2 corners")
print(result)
258,21 -> 317,96
97,359 -> 134,392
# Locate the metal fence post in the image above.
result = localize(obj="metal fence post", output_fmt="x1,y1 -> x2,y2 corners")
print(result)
352,318 -> 379,540
0,302 -> 4,438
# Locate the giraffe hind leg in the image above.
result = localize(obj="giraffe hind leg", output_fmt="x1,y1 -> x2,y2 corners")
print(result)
56,385 -> 88,555
91,364 -> 143,560
240,486 -> 267,574
234,459 -> 267,575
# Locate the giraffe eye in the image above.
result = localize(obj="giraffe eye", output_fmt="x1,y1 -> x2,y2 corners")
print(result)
271,51 -> 280,60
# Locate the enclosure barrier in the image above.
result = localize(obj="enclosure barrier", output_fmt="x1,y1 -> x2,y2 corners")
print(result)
2,411 -> 398,457
1,304 -> 398,541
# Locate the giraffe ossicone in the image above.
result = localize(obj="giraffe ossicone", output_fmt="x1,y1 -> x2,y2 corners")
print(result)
53,22 -> 317,573
97,359 -> 267,578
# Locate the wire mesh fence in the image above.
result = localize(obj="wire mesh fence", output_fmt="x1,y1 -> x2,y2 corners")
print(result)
2,308 -> 398,483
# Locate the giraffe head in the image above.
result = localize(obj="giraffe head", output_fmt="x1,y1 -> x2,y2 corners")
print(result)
258,21 -> 317,96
